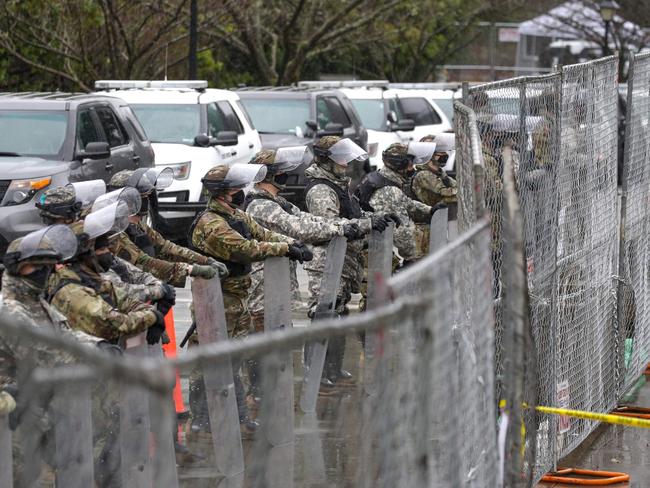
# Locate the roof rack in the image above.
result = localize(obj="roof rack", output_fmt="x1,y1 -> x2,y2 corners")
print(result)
94,80 -> 208,91
388,82 -> 463,91
297,80 -> 389,89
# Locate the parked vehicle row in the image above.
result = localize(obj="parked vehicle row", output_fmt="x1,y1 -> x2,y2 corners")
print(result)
0,79 -> 455,248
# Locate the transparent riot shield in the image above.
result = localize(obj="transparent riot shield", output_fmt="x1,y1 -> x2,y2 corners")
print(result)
429,207 -> 450,252
299,236 -> 347,414
191,277 -> 245,481
0,413 -> 10,487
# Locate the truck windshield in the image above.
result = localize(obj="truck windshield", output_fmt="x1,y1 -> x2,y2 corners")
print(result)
0,111 -> 67,158
239,98 -> 310,134
131,104 -> 200,144
350,99 -> 386,131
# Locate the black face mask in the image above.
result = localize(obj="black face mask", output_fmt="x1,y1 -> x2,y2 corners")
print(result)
138,196 -> 150,216
23,266 -> 53,290
96,253 -> 115,273
272,173 -> 289,189
436,154 -> 449,165
230,190 -> 245,206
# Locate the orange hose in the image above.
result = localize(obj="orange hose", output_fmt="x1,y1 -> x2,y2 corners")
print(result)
163,309 -> 188,415
540,468 -> 630,485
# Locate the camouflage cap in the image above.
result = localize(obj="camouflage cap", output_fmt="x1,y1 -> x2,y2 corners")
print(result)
202,165 -> 230,183
36,186 -> 79,221
250,150 -> 277,166
420,134 -> 436,143
383,143 -> 408,158
108,170 -> 135,190
314,136 -> 341,151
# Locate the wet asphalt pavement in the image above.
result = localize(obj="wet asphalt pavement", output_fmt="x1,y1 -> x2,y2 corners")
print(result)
172,267 -> 650,487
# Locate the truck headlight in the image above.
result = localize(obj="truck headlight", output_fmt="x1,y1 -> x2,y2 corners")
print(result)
368,142 -> 379,157
4,177 -> 52,206
166,162 -> 191,180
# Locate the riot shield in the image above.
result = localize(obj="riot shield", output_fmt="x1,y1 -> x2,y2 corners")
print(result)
120,333 -> 153,486
251,256 -> 295,488
0,414 -> 10,487
429,207 -> 449,252
191,277 -> 245,479
299,236 -> 347,414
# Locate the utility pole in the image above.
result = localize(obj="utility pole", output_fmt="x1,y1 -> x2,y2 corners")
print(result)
188,0 -> 198,79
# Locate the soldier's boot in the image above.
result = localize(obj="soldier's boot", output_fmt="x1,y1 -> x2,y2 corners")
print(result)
234,366 -> 259,435
329,335 -> 354,385
188,373 -> 210,433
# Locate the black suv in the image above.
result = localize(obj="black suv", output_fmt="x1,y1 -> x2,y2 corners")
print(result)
236,87 -> 368,207
0,92 -> 154,254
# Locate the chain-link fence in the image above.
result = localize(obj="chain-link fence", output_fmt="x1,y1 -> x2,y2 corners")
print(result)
619,52 -> 650,396
0,219 -> 506,487
459,55 -> 621,483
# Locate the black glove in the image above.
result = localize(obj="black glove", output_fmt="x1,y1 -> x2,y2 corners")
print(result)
370,215 -> 388,232
297,243 -> 313,262
156,283 -> 176,316
441,174 -> 453,187
382,213 -> 401,228
97,341 -> 124,356
430,202 -> 448,216
147,310 -> 166,345
342,223 -> 361,241
286,243 -> 304,262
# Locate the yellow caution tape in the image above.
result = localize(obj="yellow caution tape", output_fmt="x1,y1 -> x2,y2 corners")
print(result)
535,405 -> 650,429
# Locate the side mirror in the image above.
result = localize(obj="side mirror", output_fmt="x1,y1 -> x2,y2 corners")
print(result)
392,119 -> 415,132
317,122 -> 344,137
305,120 -> 318,132
214,131 -> 239,147
77,141 -> 110,160
387,110 -> 398,124
194,134 -> 211,147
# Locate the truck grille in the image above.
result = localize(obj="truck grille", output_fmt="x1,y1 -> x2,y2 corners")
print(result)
0,180 -> 10,203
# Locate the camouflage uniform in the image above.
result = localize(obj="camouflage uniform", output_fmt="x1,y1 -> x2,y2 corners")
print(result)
245,187 -> 346,331
102,256 -> 166,303
49,263 -> 158,342
110,231 -> 190,287
191,197 -> 290,338
410,166 -> 458,207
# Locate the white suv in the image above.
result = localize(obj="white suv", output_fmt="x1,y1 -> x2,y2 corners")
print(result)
96,80 -> 261,242
383,88 -> 452,142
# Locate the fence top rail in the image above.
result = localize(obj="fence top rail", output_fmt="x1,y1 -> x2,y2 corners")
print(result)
453,101 -> 485,170
561,54 -> 618,72
632,51 -> 650,62
468,72 -> 560,93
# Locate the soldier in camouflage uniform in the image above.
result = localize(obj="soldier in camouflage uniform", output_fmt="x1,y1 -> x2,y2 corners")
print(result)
244,147 -> 364,397
304,136 -> 398,387
189,163 -> 309,432
356,142 -> 442,265
0,226 -> 117,486
48,206 -> 166,345
108,169 -> 226,287
410,134 -> 458,207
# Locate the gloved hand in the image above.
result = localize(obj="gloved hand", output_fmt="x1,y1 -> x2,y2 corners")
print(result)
147,310 -> 166,345
97,341 -> 124,356
0,390 -> 16,416
370,214 -> 388,232
206,257 -> 229,279
382,213 -> 402,228
162,283 -> 176,304
342,223 -> 362,241
441,174 -> 453,187
286,243 -> 305,262
189,264 -> 217,279
430,202 -> 448,216
294,241 -> 313,262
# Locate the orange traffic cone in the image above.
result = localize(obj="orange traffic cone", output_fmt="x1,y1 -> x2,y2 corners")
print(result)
163,309 -> 189,418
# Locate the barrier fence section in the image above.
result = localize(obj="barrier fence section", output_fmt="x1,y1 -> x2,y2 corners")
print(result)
619,51 -> 650,395
459,55 -> 621,482
0,220 -> 503,487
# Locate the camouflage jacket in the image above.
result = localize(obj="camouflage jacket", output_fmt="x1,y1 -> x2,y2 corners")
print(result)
368,167 -> 431,261
191,197 -> 291,299
141,221 -> 209,265
102,256 -> 165,303
410,166 -> 458,207
303,164 -> 371,288
49,264 -> 158,341
110,231 -> 189,287
245,187 -> 345,314
0,273 -> 100,389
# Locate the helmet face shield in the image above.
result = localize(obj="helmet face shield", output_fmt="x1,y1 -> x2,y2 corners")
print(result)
146,167 -> 174,190
407,142 -> 437,165
67,180 -> 106,209
19,224 -> 78,262
271,146 -> 313,174
433,133 -> 456,153
84,201 -> 130,239
92,188 -> 142,216
327,139 -> 368,166
203,163 -> 268,190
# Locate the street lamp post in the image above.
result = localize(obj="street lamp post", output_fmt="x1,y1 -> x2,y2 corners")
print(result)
599,0 -> 620,56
